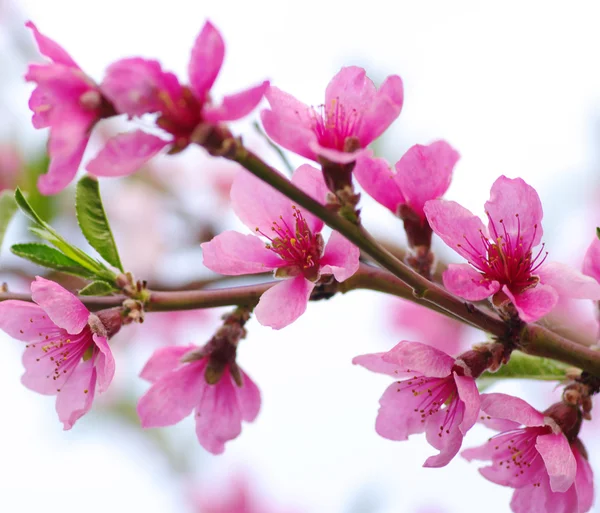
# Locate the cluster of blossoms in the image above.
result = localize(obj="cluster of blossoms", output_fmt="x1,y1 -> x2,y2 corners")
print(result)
0,18 -> 599,513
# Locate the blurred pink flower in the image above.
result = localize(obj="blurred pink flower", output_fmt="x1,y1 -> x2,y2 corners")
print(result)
425,176 -> 600,322
25,21 -> 112,195
354,140 -> 460,220
201,164 -> 360,329
0,277 -> 115,429
137,344 -> 260,454
583,236 -> 600,284
353,341 -> 480,467
0,143 -> 22,191
463,393 -> 594,513
89,20 -> 268,177
261,66 -> 403,164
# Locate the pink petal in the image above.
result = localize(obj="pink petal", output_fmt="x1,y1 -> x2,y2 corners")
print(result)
254,276 -> 314,329
505,284 -> 559,323
201,231 -> 282,275
101,58 -> 182,116
573,445 -> 594,513
424,199 -> 489,263
188,20 -> 224,100
86,131 -> 170,177
22,341 -> 80,395
26,21 -> 79,68
484,175 -> 544,249
480,393 -> 546,426
203,81 -> 269,123
38,115 -> 92,195
375,381 -> 429,441
31,277 -> 89,334
195,371 -> 243,454
454,374 -> 480,434
236,369 -> 261,422
510,474 -> 558,513
394,140 -> 460,219
443,263 -> 501,300
423,402 -> 465,467
55,359 -> 96,430
325,67 -> 376,114
352,352 -> 410,378
0,300 -> 57,341
137,360 -> 206,427
320,231 -> 360,282
582,237 -> 600,284
307,140 -> 366,164
537,261 -> 600,300
383,341 -> 454,378
230,169 -> 296,234
290,163 -> 329,232
536,433 -> 577,493
357,74 -> 404,145
92,334 -> 114,393
139,345 -> 196,383
353,153 -> 404,213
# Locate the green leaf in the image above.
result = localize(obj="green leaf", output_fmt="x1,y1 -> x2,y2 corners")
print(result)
478,351 -> 570,390
78,280 -> 117,296
0,190 -> 18,251
596,227 -> 600,240
76,176 -> 123,271
11,243 -> 97,278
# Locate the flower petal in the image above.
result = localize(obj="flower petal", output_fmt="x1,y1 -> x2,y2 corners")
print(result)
352,352 -> 410,378
383,340 -> 454,377
31,277 -> 89,334
480,393 -> 546,426
86,131 -> 169,177
139,345 -> 196,383
454,373 -> 480,434
290,164 -> 328,232
583,237 -> 600,284
93,334 -> 114,393
443,263 -> 501,300
26,21 -> 79,68
536,433 -> 577,493
573,444 -> 594,513
188,21 -> 224,100
55,358 -> 96,430
504,284 -> 558,323
353,153 -> 404,213
484,175 -> 544,249
254,277 -> 314,329
537,261 -> 600,300
424,199 -> 489,263
394,140 -> 460,219
203,81 -> 269,123
423,400 -> 465,467
0,300 -> 57,341
320,231 -> 360,282
201,231 -> 282,275
236,369 -> 261,422
307,141 -> 366,164
325,66 -> 376,113
137,360 -> 206,428
375,381 -> 429,441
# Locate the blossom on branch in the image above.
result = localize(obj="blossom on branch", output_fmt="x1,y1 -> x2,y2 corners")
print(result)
25,22 -> 114,195
424,176 -> 600,322
88,20 -> 269,177
462,393 -> 594,513
353,341 -> 481,467
0,277 -> 115,429
261,67 -> 404,164
201,165 -> 360,329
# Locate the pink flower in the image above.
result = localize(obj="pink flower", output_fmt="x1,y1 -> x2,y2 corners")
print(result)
0,277 -> 115,429
354,140 -> 460,221
353,341 -> 480,467
424,176 -> 600,322
201,164 -> 360,329
137,344 -> 261,454
25,21 -> 113,195
583,236 -> 600,284
88,21 -> 269,178
462,394 -> 594,513
261,67 -> 404,164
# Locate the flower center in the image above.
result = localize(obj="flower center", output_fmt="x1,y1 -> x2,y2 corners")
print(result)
310,98 -> 360,151
458,213 -> 547,291
257,206 -> 322,278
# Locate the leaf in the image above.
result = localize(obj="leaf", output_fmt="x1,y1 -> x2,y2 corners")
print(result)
478,351 -> 570,390
76,176 -> 123,271
78,280 -> 117,296
11,243 -> 97,279
0,190 -> 17,251
597,227 -> 600,240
